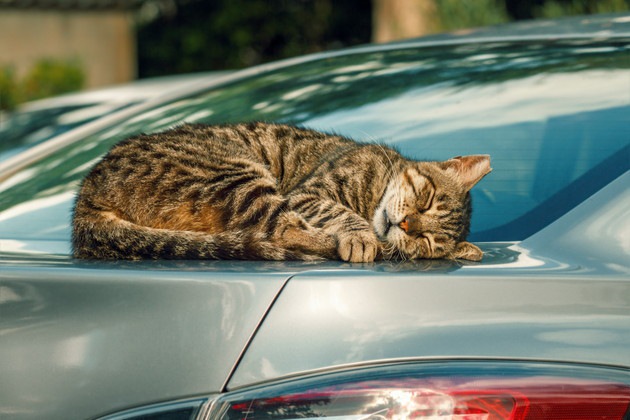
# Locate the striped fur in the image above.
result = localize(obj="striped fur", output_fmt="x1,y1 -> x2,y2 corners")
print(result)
72,122 -> 491,262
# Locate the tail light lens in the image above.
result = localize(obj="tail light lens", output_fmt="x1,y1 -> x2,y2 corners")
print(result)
206,362 -> 630,420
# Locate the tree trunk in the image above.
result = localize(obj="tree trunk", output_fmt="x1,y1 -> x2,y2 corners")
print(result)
372,0 -> 439,43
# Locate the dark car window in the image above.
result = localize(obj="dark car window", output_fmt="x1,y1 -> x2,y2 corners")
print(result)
0,38 -> 628,253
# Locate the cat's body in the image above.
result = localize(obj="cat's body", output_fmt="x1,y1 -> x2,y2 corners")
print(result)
72,122 -> 491,262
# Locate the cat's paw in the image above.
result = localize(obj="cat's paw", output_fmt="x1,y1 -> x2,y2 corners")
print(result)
451,241 -> 483,261
337,231 -> 380,263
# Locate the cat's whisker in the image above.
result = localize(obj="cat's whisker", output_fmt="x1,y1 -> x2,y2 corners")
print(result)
361,133 -> 397,182
373,142 -> 398,182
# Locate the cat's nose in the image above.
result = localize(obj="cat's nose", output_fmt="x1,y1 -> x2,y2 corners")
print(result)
398,217 -> 409,233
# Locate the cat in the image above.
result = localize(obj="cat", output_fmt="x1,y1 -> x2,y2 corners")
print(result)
72,122 -> 491,262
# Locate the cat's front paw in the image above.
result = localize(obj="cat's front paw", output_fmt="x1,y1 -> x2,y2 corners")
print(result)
337,231 -> 380,263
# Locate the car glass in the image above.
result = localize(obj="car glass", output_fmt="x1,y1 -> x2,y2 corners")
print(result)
0,38 -> 628,253
0,102 -> 141,162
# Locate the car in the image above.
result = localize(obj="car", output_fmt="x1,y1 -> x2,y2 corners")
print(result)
1,13 -> 629,420
0,72 -> 230,162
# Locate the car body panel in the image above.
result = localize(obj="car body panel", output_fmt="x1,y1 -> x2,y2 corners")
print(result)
0,262 -> 288,420
230,267 -> 630,389
229,172 -> 630,388
522,172 -> 630,272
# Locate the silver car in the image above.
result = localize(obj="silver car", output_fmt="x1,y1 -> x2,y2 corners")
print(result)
1,14 -> 629,420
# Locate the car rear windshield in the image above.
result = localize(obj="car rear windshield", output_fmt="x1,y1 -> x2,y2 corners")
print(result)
0,37 -> 628,251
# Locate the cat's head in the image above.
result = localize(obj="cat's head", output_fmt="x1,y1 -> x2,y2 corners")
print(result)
373,155 -> 491,261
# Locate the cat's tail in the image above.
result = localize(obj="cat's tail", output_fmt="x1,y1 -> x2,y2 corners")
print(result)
72,209 -> 291,260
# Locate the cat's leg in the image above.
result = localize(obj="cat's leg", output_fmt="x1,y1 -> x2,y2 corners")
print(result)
288,194 -> 380,263
271,211 -> 338,260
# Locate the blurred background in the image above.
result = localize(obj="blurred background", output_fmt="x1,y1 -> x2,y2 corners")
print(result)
1,0 -> 629,110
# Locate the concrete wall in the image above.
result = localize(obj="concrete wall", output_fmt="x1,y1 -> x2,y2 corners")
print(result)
0,9 -> 136,89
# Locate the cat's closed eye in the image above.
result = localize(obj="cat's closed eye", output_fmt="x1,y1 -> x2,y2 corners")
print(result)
419,190 -> 434,211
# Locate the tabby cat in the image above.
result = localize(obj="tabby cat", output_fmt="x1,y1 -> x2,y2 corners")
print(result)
72,122 -> 491,262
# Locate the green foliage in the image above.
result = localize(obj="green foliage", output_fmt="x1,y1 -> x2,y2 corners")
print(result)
0,59 -> 85,111
535,0 -> 630,18
436,0 -> 511,31
0,67 -> 19,111
21,59 -> 85,102
435,0 -> 629,31
136,0 -> 371,77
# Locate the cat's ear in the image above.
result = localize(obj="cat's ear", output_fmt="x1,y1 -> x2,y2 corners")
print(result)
442,155 -> 492,191
452,241 -> 483,261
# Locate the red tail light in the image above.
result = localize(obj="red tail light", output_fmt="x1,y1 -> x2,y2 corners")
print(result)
209,362 -> 630,420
